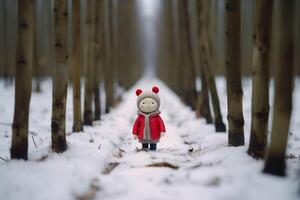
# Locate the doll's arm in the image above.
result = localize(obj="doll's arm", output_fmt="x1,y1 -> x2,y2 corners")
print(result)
132,117 -> 140,135
158,116 -> 166,133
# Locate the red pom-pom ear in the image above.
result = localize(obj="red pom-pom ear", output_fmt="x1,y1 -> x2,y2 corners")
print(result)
136,89 -> 143,96
152,86 -> 159,94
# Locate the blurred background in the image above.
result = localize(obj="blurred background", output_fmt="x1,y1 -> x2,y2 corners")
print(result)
1,0 -> 299,84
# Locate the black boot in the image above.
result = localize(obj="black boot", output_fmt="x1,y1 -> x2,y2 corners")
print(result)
150,143 -> 157,151
142,143 -> 149,149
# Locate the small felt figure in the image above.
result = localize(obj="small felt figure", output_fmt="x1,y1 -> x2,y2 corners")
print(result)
132,86 -> 166,151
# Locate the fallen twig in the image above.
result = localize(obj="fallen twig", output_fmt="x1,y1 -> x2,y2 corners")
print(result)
89,134 -> 95,143
189,161 -> 222,169
146,162 -> 179,170
0,156 -> 8,162
102,162 -> 120,174
29,131 -> 38,136
31,135 -> 37,149
113,148 -> 125,158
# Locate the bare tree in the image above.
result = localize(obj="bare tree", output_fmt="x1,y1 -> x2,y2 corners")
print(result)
33,0 -> 41,93
103,0 -> 115,113
178,0 -> 197,110
3,0 -> 15,85
2,0 -> 8,83
196,67 -> 213,124
51,0 -> 69,153
46,0 -> 55,77
83,0 -> 95,125
93,0 -> 104,121
115,0 -> 126,89
225,0 -> 245,146
10,0 -> 34,160
263,0 -> 296,176
71,0 -> 83,132
170,0 -> 184,97
247,0 -> 273,159
196,0 -> 226,132
0,0 -> 6,78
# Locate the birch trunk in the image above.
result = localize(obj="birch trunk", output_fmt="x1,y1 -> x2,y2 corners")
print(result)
51,0 -> 69,152
10,0 -> 34,160
225,0 -> 245,146
263,0 -> 295,176
247,0 -> 273,159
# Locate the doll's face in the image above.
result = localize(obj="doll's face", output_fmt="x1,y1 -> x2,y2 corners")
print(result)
139,97 -> 159,113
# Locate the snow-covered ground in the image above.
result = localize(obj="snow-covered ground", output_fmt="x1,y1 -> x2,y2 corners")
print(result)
0,77 -> 299,200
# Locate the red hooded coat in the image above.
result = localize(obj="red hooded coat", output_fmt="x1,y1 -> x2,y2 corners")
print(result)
132,111 -> 166,141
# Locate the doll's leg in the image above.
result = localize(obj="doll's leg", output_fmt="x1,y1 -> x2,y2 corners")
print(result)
150,143 -> 157,151
142,143 -> 149,149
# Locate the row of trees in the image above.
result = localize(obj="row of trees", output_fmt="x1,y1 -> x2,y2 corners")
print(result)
8,0 -> 143,159
1,0 -> 299,178
158,0 -> 299,177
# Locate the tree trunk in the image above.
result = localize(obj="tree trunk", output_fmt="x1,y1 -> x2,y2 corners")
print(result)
47,0 -> 55,77
0,0 -> 5,75
116,1 -> 126,88
33,0 -> 41,93
103,0 -> 114,113
6,0 -> 16,82
196,67 -> 212,124
263,0 -> 296,176
94,81 -> 101,120
169,0 -> 184,97
71,0 -> 83,132
110,1 -> 119,102
225,0 -> 245,146
178,0 -> 197,110
83,0 -> 95,125
51,0 -> 69,153
3,0 -> 10,84
10,0 -> 34,160
196,0 -> 226,132
93,0 -> 103,121
247,0 -> 273,159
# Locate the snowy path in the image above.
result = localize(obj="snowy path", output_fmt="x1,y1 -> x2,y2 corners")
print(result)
96,88 -> 194,199
1,78 -> 300,200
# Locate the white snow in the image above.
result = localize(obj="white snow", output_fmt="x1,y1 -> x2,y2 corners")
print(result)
0,77 -> 299,200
